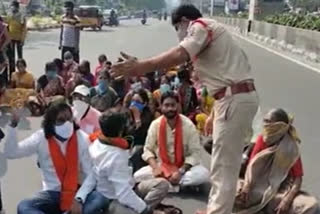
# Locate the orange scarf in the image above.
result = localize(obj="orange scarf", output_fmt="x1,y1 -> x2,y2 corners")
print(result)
48,133 -> 78,211
159,115 -> 184,178
89,130 -> 129,149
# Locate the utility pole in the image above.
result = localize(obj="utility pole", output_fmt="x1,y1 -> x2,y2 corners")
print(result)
210,0 -> 214,16
248,0 -> 256,33
199,0 -> 203,13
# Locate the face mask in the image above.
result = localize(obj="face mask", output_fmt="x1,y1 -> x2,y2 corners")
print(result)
73,100 -> 89,121
171,77 -> 181,88
131,82 -> 142,92
46,70 -> 57,80
65,59 -> 73,66
97,79 -> 108,95
160,83 -> 171,94
130,101 -> 145,112
176,22 -> 189,41
55,121 -> 74,141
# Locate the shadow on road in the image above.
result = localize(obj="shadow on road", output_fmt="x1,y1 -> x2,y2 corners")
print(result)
82,28 -> 115,33
167,182 -> 211,204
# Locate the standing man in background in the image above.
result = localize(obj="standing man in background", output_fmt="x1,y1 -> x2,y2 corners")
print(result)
59,1 -> 80,63
6,0 -> 26,80
111,4 -> 259,214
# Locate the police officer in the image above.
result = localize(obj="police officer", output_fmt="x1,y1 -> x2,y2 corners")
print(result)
111,5 -> 259,214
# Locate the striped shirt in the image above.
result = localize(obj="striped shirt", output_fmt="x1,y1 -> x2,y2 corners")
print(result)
61,15 -> 80,49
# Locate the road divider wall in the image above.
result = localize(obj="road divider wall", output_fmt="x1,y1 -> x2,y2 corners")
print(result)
214,16 -> 320,63
27,17 -> 60,31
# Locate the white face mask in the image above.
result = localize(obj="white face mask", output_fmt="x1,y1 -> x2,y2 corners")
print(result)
176,22 -> 189,42
55,121 -> 74,140
73,100 -> 89,122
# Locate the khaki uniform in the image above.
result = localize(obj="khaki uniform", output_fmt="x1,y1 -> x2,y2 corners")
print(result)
180,18 -> 259,214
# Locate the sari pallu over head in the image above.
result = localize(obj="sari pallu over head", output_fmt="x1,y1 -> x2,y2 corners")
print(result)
234,121 -> 301,214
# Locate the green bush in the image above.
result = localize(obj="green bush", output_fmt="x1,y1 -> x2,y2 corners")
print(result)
264,13 -> 320,31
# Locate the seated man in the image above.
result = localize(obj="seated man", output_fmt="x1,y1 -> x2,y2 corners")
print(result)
4,101 -> 107,214
234,108 -> 319,214
91,69 -> 118,112
76,111 -> 170,214
134,91 -> 209,191
72,84 -> 101,134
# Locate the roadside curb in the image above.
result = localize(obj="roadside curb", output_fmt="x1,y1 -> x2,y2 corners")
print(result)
218,24 -> 320,72
27,24 -> 60,31
227,26 -> 320,74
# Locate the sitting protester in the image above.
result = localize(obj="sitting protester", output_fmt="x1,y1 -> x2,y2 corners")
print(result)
91,69 -> 118,112
0,75 -> 35,110
65,70 -> 91,98
76,111 -> 169,214
36,61 -> 65,97
134,92 -> 210,192
27,61 -> 65,116
177,67 -> 198,122
72,84 -> 101,135
60,51 -> 77,84
153,75 -> 172,108
94,54 -> 107,84
4,101 -> 107,214
78,60 -> 95,86
234,109 -> 319,214
53,58 -> 64,82
11,58 -> 35,89
195,87 -> 215,135
125,88 -> 154,173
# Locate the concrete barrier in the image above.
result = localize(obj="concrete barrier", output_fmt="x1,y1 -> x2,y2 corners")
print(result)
213,17 -> 320,62
250,21 -> 320,54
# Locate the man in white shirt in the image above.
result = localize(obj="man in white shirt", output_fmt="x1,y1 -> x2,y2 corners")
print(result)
134,92 -> 210,191
76,111 -> 170,214
4,101 -> 109,214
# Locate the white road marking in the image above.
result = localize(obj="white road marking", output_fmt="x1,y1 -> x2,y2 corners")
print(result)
232,33 -> 320,74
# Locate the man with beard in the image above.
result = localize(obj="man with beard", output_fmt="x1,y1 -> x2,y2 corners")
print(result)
134,91 -> 209,192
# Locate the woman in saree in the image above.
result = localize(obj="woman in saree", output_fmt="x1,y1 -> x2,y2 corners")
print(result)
27,61 -> 65,116
235,108 -> 319,214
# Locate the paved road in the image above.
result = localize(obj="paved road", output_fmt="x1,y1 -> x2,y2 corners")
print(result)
0,19 -> 319,214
